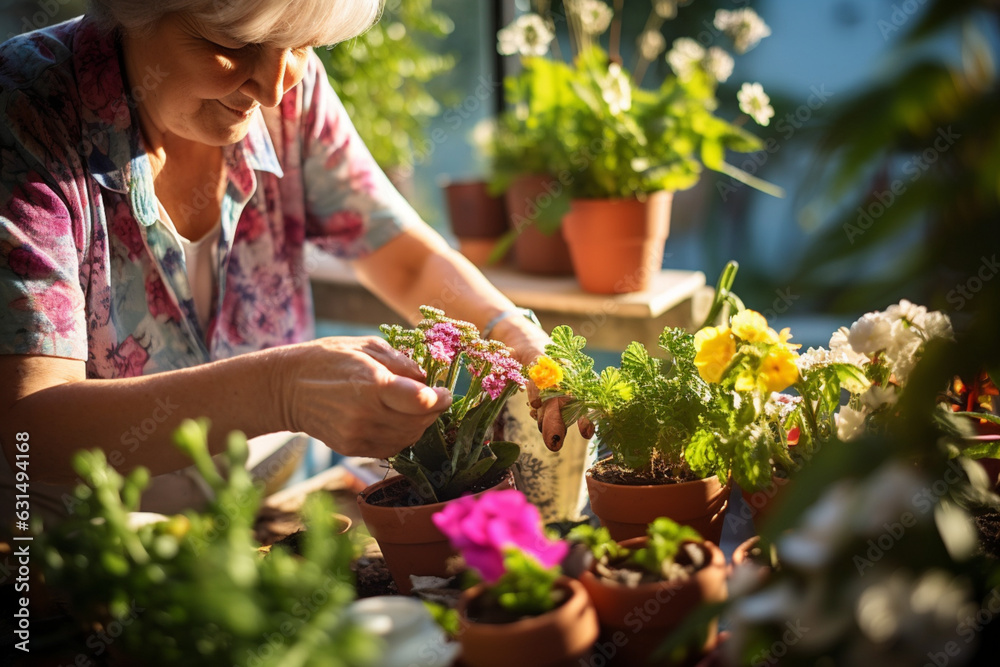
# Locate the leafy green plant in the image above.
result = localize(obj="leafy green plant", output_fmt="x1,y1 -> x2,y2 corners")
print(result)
316,0 -> 455,172
39,419 -> 378,667
570,517 -> 702,579
538,263 -> 868,491
379,306 -> 524,504
490,1 -> 783,200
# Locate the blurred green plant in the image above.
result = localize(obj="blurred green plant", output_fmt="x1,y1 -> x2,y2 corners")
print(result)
39,419 -> 379,667
316,0 -> 456,173
794,1 -> 1000,314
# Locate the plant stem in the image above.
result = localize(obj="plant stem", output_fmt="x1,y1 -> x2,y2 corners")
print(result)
610,0 -> 624,64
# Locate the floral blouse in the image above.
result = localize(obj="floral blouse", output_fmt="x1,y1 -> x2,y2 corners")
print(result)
0,17 -> 420,378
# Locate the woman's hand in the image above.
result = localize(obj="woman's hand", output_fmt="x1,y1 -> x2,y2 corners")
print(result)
274,336 -> 452,459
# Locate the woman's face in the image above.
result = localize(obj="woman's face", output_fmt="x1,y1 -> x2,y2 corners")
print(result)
123,13 -> 312,147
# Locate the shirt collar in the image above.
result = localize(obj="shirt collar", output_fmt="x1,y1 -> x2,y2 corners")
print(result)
71,18 -> 283,224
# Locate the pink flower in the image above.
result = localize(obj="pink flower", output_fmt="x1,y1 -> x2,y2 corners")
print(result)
8,246 -> 52,279
424,322 -> 462,364
432,489 -> 568,583
106,336 -> 149,377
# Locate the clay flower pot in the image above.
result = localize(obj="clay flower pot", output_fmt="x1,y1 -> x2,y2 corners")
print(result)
441,178 -> 509,267
356,470 -> 515,594
579,538 -> 727,666
504,174 -> 575,276
561,191 -> 672,294
586,464 -> 729,544
456,576 -> 600,667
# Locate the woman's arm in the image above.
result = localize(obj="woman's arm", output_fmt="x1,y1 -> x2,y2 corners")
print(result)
0,338 -> 450,485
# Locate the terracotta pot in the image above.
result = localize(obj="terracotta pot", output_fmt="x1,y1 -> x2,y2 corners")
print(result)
504,174 -> 575,276
586,464 -> 729,544
579,538 -> 727,666
442,178 -> 509,267
738,474 -> 791,529
457,577 -> 600,667
356,470 -> 516,594
561,192 -> 672,294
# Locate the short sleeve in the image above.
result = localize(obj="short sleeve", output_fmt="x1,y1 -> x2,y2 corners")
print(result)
297,52 -> 422,259
0,96 -> 87,360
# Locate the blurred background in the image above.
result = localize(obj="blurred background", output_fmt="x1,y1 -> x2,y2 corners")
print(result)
3,0 -> 997,349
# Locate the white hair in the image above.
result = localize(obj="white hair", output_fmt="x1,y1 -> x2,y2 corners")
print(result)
87,0 -> 383,47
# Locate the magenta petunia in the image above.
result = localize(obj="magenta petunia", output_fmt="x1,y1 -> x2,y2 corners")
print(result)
432,489 -> 568,583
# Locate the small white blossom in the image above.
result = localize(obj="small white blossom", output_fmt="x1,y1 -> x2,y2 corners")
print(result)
497,14 -> 554,58
637,30 -> 666,62
714,8 -> 772,54
861,385 -> 899,410
846,312 -> 895,357
920,310 -> 954,341
469,117 -> 496,155
568,0 -> 614,36
737,82 -> 775,126
666,37 -> 705,80
703,46 -> 734,83
653,0 -> 688,19
836,405 -> 867,441
601,63 -> 632,115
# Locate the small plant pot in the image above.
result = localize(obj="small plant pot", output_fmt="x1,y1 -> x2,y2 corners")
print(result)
504,174 -> 575,276
586,464 -> 729,544
579,538 -> 727,666
456,576 -> 600,667
356,470 -> 516,594
738,473 -> 791,529
441,178 -> 509,267
561,192 -> 672,294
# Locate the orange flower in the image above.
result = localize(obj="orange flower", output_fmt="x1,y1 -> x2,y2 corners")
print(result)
528,356 -> 564,390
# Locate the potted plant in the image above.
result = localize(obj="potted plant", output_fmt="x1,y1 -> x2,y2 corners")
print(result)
490,2 -> 782,293
569,518 -> 727,666
356,306 -> 525,593
39,419 -> 379,667
432,488 -> 600,667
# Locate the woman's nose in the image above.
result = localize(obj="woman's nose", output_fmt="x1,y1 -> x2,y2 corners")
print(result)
241,47 -> 291,108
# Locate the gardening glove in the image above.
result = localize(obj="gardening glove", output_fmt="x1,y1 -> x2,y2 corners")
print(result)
528,387 -> 595,452
279,336 -> 452,459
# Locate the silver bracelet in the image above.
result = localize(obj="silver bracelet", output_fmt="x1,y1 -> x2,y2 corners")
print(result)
482,307 -> 541,339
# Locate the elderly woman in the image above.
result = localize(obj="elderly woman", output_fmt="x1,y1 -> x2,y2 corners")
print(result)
0,0 -> 587,518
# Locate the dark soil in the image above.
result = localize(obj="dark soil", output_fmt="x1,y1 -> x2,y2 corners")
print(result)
974,509 -> 1000,559
352,556 -> 398,598
589,457 -> 699,486
362,469 -> 511,508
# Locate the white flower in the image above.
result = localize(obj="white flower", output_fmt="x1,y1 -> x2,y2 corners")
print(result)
846,312 -> 895,357
836,405 -> 867,441
653,0 -> 688,19
885,298 -> 928,326
637,30 -> 666,62
497,14 -> 554,58
737,82 -> 775,126
601,63 -> 631,115
714,8 -> 772,54
920,310 -> 954,341
861,385 -> 899,410
568,0 -> 614,36
703,46 -> 734,83
666,37 -> 705,80
469,118 -> 496,154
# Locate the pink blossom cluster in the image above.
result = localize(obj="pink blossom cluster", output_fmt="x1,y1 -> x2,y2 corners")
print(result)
468,342 -> 527,399
423,321 -> 462,364
432,489 -> 568,583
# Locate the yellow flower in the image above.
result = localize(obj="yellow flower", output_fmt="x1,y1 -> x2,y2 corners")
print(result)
694,326 -> 737,383
759,344 -> 800,393
528,356 -> 564,390
730,309 -> 775,343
